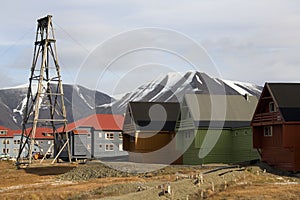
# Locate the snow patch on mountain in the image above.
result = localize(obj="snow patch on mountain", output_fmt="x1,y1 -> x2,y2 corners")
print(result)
221,79 -> 250,96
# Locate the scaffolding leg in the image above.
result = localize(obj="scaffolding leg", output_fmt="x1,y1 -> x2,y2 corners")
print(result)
40,143 -> 54,164
51,139 -> 70,164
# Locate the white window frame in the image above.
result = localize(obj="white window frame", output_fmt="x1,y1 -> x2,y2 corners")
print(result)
0,130 -> 7,135
105,144 -> 114,151
269,102 -> 276,112
264,126 -> 272,137
105,133 -> 114,140
2,148 -> 9,154
98,132 -> 102,138
119,144 -> 123,151
119,133 -> 123,140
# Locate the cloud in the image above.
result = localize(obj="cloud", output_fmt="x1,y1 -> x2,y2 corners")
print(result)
0,0 -> 300,92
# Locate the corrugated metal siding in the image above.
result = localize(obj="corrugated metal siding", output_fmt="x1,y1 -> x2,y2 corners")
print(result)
73,134 -> 88,156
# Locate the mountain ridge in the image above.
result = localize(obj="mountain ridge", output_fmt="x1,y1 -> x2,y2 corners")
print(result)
0,71 -> 263,129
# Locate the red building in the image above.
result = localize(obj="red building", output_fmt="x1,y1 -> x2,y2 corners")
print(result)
252,83 -> 300,172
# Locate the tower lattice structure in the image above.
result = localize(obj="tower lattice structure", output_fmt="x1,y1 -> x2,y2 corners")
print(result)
17,15 -> 71,166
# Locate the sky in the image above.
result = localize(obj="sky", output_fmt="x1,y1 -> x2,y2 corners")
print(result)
1,0 -> 300,95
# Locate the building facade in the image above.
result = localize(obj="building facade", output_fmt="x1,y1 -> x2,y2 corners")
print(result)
123,102 -> 182,164
56,114 -> 126,161
176,94 -> 259,165
252,83 -> 300,172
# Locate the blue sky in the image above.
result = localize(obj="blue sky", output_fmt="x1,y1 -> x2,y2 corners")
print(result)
1,1 -> 300,95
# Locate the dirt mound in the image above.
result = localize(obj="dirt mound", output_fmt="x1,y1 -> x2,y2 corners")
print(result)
58,162 -> 131,181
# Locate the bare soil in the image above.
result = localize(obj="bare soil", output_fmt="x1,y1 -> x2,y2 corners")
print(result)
0,160 -> 299,200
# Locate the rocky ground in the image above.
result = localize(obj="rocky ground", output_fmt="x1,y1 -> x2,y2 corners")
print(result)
0,160 -> 299,199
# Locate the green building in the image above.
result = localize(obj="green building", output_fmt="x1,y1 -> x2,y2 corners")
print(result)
176,94 -> 259,165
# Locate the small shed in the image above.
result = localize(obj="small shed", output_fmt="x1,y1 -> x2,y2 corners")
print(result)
252,83 -> 300,172
123,102 -> 182,164
176,94 -> 259,165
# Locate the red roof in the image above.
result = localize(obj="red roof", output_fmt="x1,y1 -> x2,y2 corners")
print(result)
73,129 -> 90,134
0,126 -> 14,138
12,127 -> 54,139
58,114 -> 124,132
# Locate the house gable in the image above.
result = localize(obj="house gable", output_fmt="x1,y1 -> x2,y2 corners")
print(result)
125,102 -> 180,132
268,83 -> 300,122
251,83 -> 283,126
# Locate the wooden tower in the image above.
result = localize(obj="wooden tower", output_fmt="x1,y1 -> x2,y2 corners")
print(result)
16,15 -> 71,166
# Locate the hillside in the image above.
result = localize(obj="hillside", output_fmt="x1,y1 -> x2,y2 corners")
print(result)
0,71 -> 263,129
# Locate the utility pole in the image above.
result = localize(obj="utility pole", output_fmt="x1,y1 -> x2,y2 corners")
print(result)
16,15 -> 71,167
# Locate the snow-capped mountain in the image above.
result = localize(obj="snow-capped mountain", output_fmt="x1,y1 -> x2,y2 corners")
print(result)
0,71 -> 263,129
0,84 -> 112,129
98,71 -> 263,114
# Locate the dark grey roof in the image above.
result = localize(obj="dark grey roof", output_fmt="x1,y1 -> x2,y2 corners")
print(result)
194,121 -> 251,129
267,83 -> 300,121
128,102 -> 180,131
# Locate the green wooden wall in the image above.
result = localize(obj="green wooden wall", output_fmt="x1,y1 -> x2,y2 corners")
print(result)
231,127 -> 259,162
178,127 -> 259,165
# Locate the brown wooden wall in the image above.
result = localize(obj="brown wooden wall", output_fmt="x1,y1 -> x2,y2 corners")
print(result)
134,132 -> 174,152
282,124 -> 300,148
124,131 -> 183,164
261,146 -> 295,171
253,125 -> 283,148
253,124 -> 300,171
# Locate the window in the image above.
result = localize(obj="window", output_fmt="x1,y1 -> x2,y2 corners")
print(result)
14,140 -> 20,144
244,131 -> 248,135
0,130 -> 7,135
269,102 -> 276,112
105,144 -> 114,151
119,144 -> 123,151
98,132 -> 102,138
185,132 -> 192,139
2,139 -> 9,144
2,148 -> 9,154
99,144 -> 102,149
43,132 -> 53,137
87,134 -> 91,138
264,126 -> 272,137
105,133 -> 114,140
87,144 -> 91,150
235,132 -> 238,136
48,141 -> 51,145
119,133 -> 123,140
